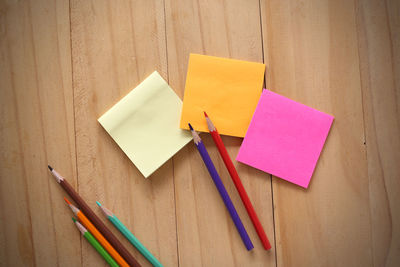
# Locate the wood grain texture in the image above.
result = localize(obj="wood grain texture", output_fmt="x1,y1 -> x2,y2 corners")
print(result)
1,0 -> 400,266
165,0 -> 276,266
260,0 -> 373,266
356,0 -> 400,266
0,0 -> 79,266
70,0 -> 177,266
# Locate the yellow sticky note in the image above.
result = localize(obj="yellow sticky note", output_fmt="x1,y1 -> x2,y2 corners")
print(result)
98,71 -> 192,178
180,54 -> 265,137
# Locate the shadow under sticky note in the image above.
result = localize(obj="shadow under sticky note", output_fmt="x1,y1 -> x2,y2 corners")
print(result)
236,90 -> 334,188
180,54 -> 265,137
98,71 -> 193,178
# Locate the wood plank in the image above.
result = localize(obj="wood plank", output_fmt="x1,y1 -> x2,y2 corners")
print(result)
260,0 -> 373,266
165,0 -> 276,265
70,0 -> 177,266
356,0 -> 400,266
0,0 -> 79,266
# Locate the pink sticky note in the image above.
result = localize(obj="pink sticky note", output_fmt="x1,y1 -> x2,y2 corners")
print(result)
237,90 -> 334,188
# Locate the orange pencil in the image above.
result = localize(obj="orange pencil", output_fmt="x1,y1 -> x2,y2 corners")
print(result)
64,198 -> 129,267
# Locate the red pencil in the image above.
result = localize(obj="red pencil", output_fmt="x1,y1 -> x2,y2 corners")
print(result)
204,112 -> 271,250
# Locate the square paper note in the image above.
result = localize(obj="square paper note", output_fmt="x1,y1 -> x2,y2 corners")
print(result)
98,71 -> 192,178
180,54 -> 265,137
237,90 -> 334,188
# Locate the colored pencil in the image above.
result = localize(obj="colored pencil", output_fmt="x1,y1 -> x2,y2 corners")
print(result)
96,201 -> 163,267
188,123 -> 254,250
204,112 -> 272,250
64,198 -> 129,267
72,218 -> 119,267
48,166 -> 141,267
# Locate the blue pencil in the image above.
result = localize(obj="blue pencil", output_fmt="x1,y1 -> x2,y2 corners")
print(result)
188,123 -> 254,250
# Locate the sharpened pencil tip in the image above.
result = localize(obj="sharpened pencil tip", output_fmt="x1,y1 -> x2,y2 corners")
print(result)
64,197 -> 71,205
72,217 -> 77,222
96,201 -> 102,207
48,165 -> 53,171
188,123 -> 193,131
204,111 -> 208,117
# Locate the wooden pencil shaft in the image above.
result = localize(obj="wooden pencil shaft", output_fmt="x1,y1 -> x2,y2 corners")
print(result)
74,220 -> 87,235
59,178 -> 141,267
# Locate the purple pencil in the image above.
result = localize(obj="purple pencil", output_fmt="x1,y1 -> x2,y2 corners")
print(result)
188,123 -> 254,250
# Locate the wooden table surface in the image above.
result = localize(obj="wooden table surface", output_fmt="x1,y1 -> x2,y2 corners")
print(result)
1,0 -> 399,266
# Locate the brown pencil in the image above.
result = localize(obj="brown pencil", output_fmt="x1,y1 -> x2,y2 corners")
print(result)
48,165 -> 141,267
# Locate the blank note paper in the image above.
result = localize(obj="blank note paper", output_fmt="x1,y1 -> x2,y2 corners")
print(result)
98,71 -> 192,178
236,90 -> 334,188
180,54 -> 265,137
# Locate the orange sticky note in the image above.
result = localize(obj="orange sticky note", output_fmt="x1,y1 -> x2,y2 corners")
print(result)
180,54 -> 265,137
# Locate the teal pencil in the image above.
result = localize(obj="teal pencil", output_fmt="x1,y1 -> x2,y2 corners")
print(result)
96,201 -> 163,267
